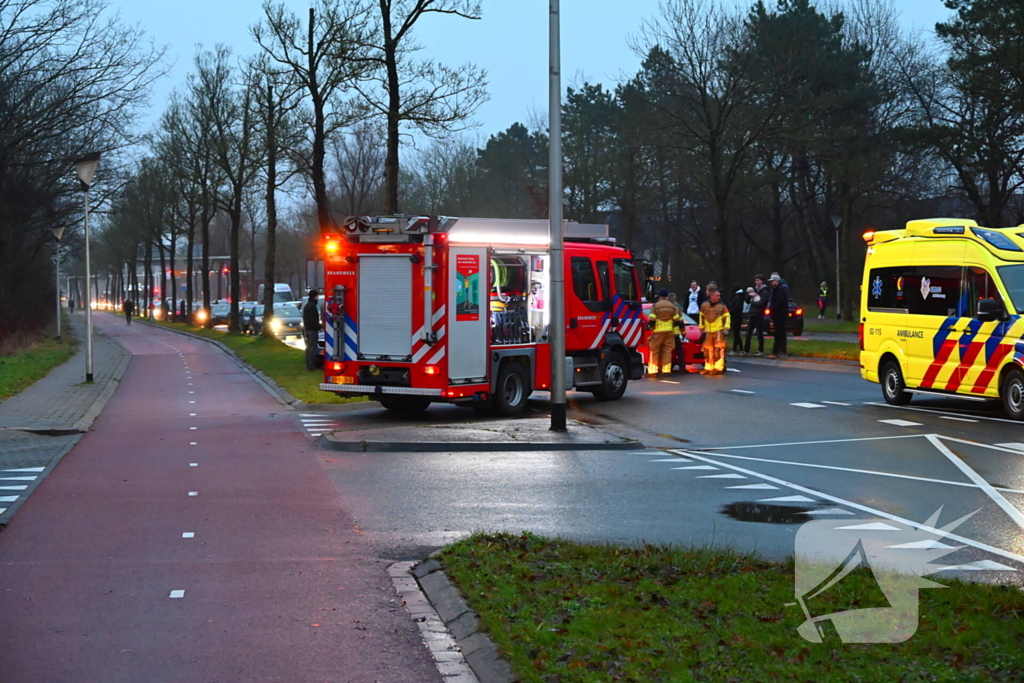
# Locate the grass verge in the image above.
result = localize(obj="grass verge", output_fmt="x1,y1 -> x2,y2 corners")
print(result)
802,319 -> 859,334
787,339 -> 859,361
144,316 -> 363,405
0,313 -> 77,401
441,532 -> 1024,683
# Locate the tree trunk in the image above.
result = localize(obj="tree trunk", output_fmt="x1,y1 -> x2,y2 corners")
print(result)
158,242 -> 167,309
186,213 -> 195,317
229,194 -> 243,333
308,7 -> 331,235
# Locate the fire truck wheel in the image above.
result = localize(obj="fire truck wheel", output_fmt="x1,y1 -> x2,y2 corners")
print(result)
379,396 -> 431,414
495,363 -> 530,417
592,351 -> 629,402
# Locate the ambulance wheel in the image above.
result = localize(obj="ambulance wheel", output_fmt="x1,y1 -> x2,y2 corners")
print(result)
379,396 -> 431,415
495,363 -> 529,417
881,360 -> 911,406
1001,368 -> 1024,420
592,352 -> 629,402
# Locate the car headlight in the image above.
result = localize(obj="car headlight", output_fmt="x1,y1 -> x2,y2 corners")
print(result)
197,311 -> 208,321
270,319 -> 282,332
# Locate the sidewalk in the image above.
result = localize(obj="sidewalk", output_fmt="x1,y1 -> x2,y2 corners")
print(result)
0,311 -> 129,526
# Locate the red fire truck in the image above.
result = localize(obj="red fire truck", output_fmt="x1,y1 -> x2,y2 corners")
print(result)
318,216 -> 647,415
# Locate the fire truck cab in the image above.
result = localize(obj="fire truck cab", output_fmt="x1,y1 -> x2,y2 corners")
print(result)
318,216 -> 646,415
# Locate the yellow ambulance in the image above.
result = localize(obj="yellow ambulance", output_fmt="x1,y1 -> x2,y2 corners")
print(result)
861,218 -> 1024,419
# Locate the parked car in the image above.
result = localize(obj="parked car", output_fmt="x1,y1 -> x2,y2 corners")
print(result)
761,299 -> 805,336
268,303 -> 303,337
197,303 -> 230,327
638,304 -> 705,373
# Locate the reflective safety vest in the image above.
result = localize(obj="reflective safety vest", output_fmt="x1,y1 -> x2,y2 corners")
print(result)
648,299 -> 681,333
700,300 -> 730,333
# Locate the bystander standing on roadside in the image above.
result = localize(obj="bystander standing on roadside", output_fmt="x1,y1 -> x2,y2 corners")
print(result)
685,280 -> 705,317
768,273 -> 789,358
817,281 -> 829,319
745,275 -> 767,356
728,284 -> 746,354
302,289 -> 321,372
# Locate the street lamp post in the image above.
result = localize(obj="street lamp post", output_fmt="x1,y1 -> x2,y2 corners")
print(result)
548,0 -> 566,432
75,152 -> 100,382
52,225 -> 65,339
831,214 -> 842,320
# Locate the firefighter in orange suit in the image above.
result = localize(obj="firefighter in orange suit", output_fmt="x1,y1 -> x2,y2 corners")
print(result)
699,284 -> 730,375
647,289 -> 681,377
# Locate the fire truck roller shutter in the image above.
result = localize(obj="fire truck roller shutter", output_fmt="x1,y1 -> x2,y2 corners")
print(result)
358,255 -> 413,358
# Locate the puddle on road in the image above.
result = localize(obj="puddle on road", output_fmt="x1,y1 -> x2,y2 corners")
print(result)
720,502 -> 815,524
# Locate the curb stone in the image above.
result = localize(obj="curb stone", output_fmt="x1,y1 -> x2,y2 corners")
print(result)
73,345 -> 131,433
317,437 -> 642,453
409,558 -> 518,683
389,562 -> 482,682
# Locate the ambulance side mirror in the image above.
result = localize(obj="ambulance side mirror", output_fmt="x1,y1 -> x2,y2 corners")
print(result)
977,298 -> 1002,322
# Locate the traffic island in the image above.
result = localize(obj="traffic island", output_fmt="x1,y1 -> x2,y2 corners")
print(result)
316,417 -> 641,452
434,532 -> 1024,682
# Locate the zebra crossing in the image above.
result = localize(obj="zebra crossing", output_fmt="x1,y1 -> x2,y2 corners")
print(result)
0,467 -> 44,515
298,414 -> 341,438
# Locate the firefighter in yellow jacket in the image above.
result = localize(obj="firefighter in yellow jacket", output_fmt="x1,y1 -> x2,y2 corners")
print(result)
647,289 -> 681,377
699,284 -> 730,375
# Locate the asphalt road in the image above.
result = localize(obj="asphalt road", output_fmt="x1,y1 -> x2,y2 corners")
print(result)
311,358 -> 1024,585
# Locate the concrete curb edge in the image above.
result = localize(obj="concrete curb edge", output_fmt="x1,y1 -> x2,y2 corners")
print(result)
408,558 -> 518,683
72,339 -> 131,433
317,436 -> 642,453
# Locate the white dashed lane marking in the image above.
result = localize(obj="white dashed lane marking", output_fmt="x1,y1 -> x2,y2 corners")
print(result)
169,590 -> 185,599
726,483 -> 779,490
758,495 -> 818,504
672,465 -> 718,471
791,402 -> 826,409
731,389 -> 755,395
878,419 -> 923,427
821,401 -> 850,406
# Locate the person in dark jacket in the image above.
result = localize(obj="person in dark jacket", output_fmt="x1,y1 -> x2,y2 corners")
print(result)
302,289 -> 321,371
745,274 -> 768,356
768,273 -> 790,357
728,284 -> 746,353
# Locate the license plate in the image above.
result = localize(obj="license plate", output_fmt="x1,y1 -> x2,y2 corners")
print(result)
329,375 -> 355,385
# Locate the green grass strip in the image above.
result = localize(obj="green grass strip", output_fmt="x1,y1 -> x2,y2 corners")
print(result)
787,339 -> 859,361
802,319 -> 860,334
0,316 -> 78,402
441,532 -> 1024,682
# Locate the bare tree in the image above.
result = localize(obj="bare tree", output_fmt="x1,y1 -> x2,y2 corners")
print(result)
252,0 -> 370,235
330,121 -> 385,215
355,0 -> 488,213
192,46 -> 263,331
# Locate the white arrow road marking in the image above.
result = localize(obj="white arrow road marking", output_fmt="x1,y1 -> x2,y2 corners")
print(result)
927,434 -> 1024,532
791,402 -> 826,408
803,507 -> 855,516
726,483 -> 779,490
888,539 -> 958,550
835,522 -> 902,531
758,495 -> 817,503
937,561 -> 1015,573
672,465 -> 718,471
697,473 -> 747,479
934,560 -> 1017,572
674,449 -> 1024,566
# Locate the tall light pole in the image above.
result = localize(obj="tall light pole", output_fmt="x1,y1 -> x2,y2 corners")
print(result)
831,213 -> 841,320
52,225 -> 66,339
548,0 -> 566,432
75,152 -> 100,382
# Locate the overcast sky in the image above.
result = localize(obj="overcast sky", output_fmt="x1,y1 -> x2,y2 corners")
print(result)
118,0 -> 954,140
